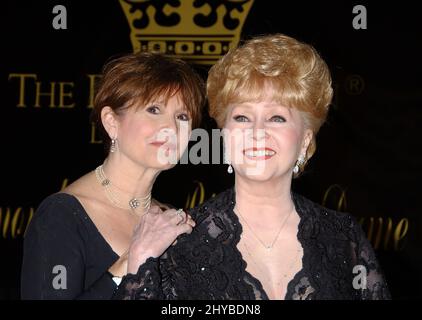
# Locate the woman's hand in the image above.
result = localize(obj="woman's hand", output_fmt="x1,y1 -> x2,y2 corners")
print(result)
126,206 -> 195,274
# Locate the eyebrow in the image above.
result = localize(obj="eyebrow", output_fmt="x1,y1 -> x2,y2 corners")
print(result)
233,103 -> 292,114
176,107 -> 189,113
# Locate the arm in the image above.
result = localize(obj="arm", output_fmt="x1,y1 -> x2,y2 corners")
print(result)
112,257 -> 165,300
112,206 -> 195,300
21,196 -> 116,299
351,217 -> 392,300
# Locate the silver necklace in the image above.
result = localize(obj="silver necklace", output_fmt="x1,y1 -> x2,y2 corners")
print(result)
242,240 -> 302,288
95,165 -> 151,215
236,207 -> 293,250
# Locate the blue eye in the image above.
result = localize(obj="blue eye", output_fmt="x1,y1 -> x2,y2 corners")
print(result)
177,113 -> 190,121
233,115 -> 249,122
270,115 -> 286,122
146,105 -> 160,114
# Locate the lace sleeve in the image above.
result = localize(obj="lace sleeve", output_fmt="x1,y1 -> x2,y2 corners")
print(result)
351,218 -> 392,300
112,257 -> 165,300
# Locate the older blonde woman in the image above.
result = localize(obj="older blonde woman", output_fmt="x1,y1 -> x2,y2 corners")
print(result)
113,34 -> 390,300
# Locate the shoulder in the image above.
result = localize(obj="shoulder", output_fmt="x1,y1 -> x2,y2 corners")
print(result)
43,170 -> 106,226
61,171 -> 97,198
27,192 -> 87,234
36,192 -> 83,217
292,192 -> 361,241
188,188 -> 234,222
182,188 -> 237,242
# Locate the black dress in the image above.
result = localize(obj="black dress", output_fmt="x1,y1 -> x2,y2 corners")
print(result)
113,188 -> 391,300
21,193 -> 119,299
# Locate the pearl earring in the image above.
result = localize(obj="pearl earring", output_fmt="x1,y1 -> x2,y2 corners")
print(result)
110,138 -> 116,153
227,163 -> 233,174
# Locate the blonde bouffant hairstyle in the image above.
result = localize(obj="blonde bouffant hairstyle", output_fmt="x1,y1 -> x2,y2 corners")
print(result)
207,34 -> 333,174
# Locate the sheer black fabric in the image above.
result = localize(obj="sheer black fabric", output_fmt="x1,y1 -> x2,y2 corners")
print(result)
114,188 -> 391,300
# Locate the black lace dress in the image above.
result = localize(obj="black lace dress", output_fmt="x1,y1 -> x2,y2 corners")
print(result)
113,188 -> 391,300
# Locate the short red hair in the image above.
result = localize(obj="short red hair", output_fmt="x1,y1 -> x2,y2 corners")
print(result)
91,52 -> 205,152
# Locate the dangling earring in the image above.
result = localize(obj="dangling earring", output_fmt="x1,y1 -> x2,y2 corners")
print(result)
293,154 -> 305,174
110,138 -> 116,153
227,163 -> 233,174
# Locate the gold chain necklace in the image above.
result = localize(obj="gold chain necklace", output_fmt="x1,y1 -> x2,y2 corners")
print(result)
235,207 -> 293,250
95,165 -> 151,215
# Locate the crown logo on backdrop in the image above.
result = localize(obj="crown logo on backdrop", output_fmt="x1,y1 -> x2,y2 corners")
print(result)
119,0 -> 254,65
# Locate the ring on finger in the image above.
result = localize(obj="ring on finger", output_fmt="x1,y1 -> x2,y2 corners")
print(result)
175,208 -> 184,223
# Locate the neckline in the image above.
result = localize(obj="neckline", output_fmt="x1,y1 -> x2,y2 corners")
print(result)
56,192 -> 120,260
226,187 -> 308,300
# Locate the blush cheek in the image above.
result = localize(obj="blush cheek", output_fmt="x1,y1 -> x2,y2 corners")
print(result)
274,128 -> 303,162
122,118 -> 158,156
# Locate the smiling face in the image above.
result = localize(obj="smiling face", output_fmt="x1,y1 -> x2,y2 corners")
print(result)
208,34 -> 333,175
102,92 -> 192,170
223,87 -> 313,181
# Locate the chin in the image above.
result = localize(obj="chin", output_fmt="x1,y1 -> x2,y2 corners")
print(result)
237,165 -> 288,181
151,161 -> 177,171
151,150 -> 180,169
243,173 -> 274,182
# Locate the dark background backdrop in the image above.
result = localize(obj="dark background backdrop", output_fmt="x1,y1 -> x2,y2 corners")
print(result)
2,0 -> 421,299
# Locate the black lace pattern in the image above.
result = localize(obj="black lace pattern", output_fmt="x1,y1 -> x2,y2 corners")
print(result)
113,188 -> 391,300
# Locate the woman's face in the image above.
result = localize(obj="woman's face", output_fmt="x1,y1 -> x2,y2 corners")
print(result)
113,93 -> 192,170
223,89 -> 313,181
